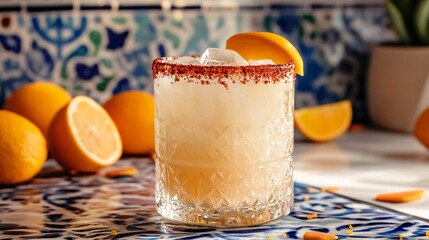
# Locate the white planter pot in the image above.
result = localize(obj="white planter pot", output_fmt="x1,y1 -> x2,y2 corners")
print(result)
368,45 -> 429,132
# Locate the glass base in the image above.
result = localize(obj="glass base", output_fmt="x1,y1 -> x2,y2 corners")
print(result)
155,156 -> 294,227
156,196 -> 293,227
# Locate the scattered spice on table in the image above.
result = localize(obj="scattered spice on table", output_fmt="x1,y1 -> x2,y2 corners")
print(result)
321,187 -> 339,193
306,213 -> 318,220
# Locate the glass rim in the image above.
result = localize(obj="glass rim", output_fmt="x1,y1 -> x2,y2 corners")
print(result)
152,56 -> 296,85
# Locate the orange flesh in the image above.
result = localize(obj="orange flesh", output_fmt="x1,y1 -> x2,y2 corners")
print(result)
295,100 -> 352,142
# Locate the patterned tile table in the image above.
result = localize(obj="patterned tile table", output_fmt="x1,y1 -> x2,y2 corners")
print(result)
0,158 -> 428,239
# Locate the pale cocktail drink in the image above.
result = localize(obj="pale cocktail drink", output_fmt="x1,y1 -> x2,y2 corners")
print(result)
153,52 -> 295,226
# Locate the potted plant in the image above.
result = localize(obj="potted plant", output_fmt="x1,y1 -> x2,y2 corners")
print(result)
368,0 -> 429,132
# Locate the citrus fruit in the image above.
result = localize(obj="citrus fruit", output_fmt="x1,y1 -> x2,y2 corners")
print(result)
226,32 -> 304,76
49,96 -> 122,172
0,110 -> 47,185
295,100 -> 352,142
5,82 -> 71,138
103,91 -> 155,154
414,108 -> 429,148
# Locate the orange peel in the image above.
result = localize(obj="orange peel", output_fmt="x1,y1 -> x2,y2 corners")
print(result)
375,189 -> 425,203
226,32 -> 304,76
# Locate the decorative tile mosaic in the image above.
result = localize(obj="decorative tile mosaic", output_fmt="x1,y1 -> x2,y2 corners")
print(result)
0,158 -> 428,239
0,5 -> 395,121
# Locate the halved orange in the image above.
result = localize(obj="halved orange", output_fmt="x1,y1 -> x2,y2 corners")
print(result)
414,108 -> 429,148
226,32 -> 304,76
49,96 -> 122,172
295,100 -> 352,142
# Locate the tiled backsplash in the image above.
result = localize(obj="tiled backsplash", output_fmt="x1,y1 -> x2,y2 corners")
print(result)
0,1 -> 395,121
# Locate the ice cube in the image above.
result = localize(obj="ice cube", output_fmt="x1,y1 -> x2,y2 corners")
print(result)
199,48 -> 249,66
173,56 -> 201,65
248,59 -> 275,65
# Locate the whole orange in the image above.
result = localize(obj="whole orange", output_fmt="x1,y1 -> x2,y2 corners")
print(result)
5,82 -> 71,138
103,91 -> 155,154
0,110 -> 47,185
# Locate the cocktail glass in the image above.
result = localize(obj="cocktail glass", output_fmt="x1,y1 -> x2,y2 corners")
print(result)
152,54 -> 295,226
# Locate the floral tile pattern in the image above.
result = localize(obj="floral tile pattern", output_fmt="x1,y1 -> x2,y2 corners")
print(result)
0,158 -> 428,239
0,5 -> 395,121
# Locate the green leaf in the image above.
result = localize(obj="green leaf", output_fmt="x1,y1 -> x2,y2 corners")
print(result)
416,0 -> 429,44
393,0 -> 413,22
386,0 -> 410,44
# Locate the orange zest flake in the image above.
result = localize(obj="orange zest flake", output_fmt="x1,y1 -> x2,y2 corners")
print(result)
426,230 -> 429,236
306,213 -> 318,220
321,187 -> 339,193
348,225 -> 353,230
150,152 -> 157,161
347,229 -> 353,235
267,237 -> 274,240
304,195 -> 310,201
398,234 -> 403,239
282,232 -> 287,237
308,187 -> 317,193
106,167 -> 138,178
303,231 -> 338,240
375,189 -> 425,203
349,123 -> 366,132
111,229 -> 118,236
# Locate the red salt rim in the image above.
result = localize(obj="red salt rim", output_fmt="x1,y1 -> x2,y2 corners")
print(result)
152,56 -> 296,88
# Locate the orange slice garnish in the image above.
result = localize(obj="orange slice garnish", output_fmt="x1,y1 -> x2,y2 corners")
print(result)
226,32 -> 304,76
49,96 -> 122,172
295,100 -> 352,142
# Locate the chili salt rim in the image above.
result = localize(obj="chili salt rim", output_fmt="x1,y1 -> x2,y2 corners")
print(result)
152,56 -> 296,87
